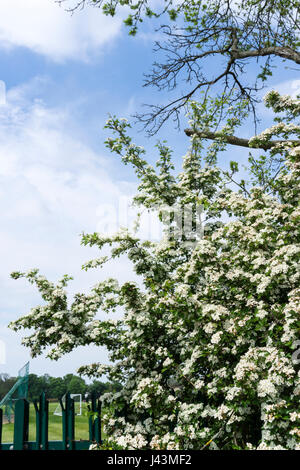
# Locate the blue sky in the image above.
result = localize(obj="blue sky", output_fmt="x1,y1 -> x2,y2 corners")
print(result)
0,0 -> 299,379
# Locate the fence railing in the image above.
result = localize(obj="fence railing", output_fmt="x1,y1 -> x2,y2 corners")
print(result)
0,392 -> 102,450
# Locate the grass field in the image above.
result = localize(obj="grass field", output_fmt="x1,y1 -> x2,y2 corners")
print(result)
1,402 -> 91,443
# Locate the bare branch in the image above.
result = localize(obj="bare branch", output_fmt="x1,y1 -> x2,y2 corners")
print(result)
184,128 -> 300,151
231,46 -> 300,64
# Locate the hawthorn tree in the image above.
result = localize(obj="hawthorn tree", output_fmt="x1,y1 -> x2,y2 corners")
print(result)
58,0 -> 300,133
9,91 -> 300,449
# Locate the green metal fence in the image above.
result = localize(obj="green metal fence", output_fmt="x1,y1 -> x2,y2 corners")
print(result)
0,392 -> 102,450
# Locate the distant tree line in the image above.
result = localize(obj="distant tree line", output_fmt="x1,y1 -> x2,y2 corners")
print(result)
0,372 -> 121,401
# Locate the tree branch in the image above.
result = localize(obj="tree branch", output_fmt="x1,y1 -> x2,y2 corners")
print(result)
231,46 -> 300,64
184,128 -> 300,151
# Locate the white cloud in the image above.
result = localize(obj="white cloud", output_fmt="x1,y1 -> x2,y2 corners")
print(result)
0,0 -> 123,62
0,78 -> 137,278
0,79 -> 138,375
266,79 -> 300,98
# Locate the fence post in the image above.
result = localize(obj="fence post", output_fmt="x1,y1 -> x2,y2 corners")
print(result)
40,393 -> 49,450
13,399 -> 29,450
66,393 -> 75,450
94,396 -> 102,445
34,393 -> 49,450
60,395 -> 67,450
88,396 -> 94,443
61,393 -> 75,450
88,393 -> 102,446
34,400 -> 40,450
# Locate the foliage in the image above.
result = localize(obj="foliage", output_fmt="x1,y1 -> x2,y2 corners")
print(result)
0,372 -> 120,401
9,91 -> 300,449
0,374 -> 17,401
